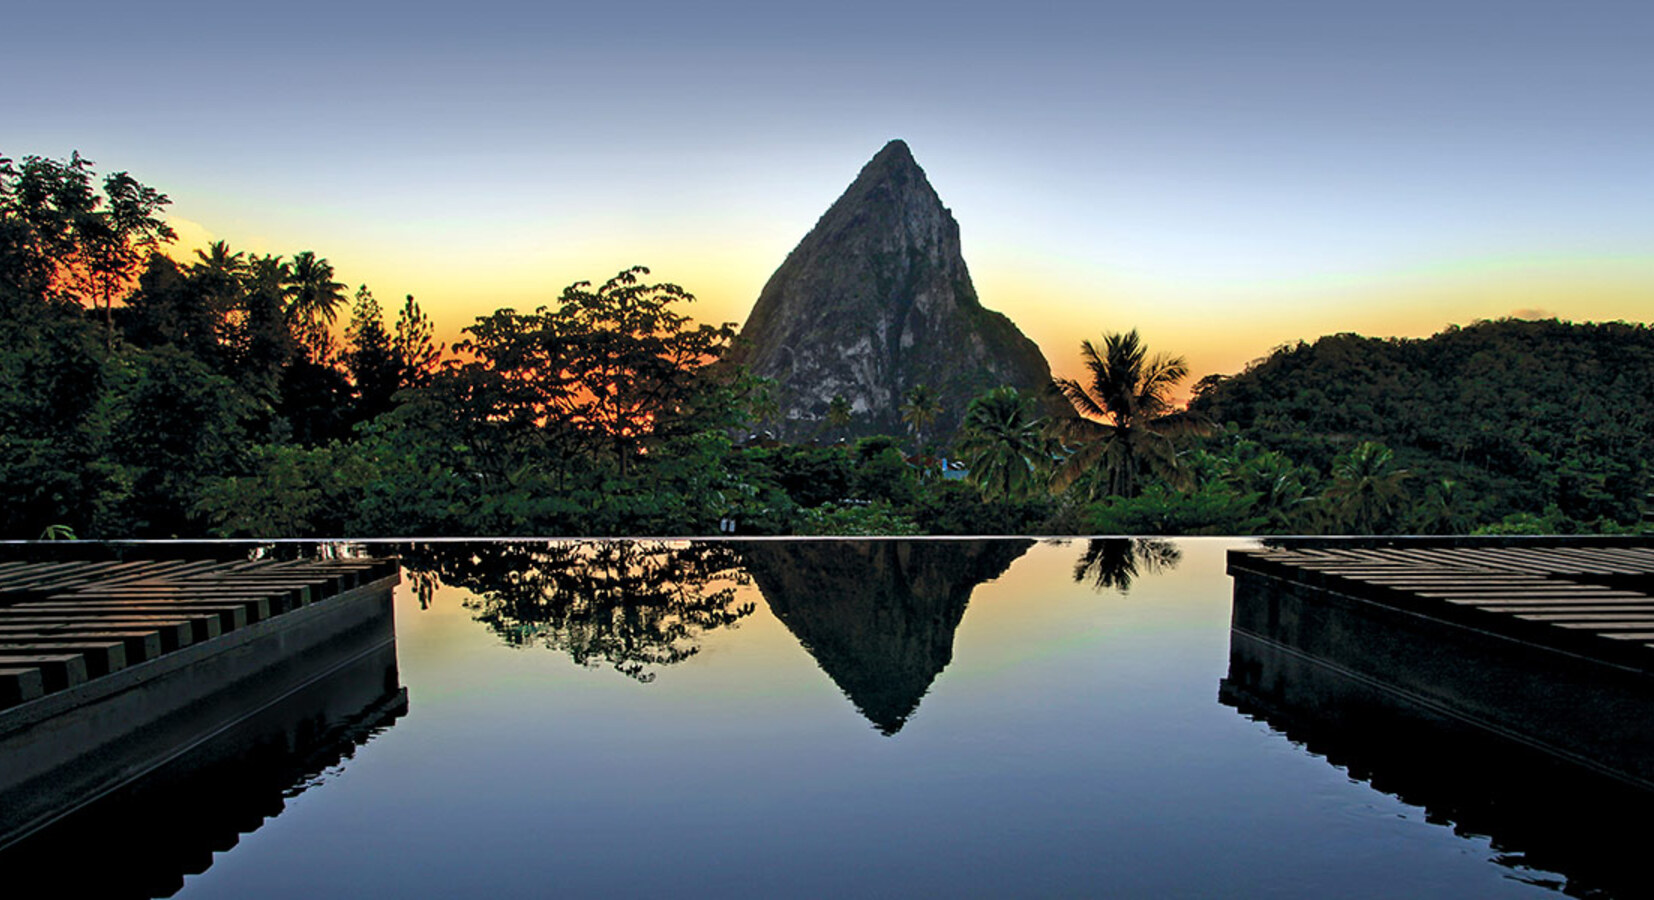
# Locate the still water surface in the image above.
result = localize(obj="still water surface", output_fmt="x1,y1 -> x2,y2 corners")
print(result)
12,539 -> 1644,897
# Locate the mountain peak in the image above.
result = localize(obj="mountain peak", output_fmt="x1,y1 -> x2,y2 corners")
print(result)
868,138 -> 916,170
730,142 -> 1053,442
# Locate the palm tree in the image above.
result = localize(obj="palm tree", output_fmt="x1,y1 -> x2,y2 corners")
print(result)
957,386 -> 1050,500
1225,449 -> 1314,531
1414,478 -> 1470,535
1321,441 -> 1410,533
900,383 -> 943,454
1049,329 -> 1198,498
193,240 -> 245,277
284,250 -> 346,359
826,395 -> 853,439
189,240 -> 245,343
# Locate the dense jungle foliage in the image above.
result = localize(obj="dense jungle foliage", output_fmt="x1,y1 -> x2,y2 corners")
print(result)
2,152 -> 1647,538
1190,323 -> 1654,533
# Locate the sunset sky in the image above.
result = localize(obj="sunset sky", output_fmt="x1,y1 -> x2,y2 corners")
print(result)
6,0 -> 1651,385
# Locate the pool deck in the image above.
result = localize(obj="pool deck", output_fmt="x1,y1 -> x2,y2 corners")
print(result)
0,555 -> 401,849
1226,543 -> 1654,789
1228,544 -> 1654,671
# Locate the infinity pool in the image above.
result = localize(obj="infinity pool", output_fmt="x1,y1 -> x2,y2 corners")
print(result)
5,539 -> 1643,898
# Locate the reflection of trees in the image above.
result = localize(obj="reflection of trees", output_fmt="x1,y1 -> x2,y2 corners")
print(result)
1072,538 -> 1180,594
403,541 -> 753,682
741,540 -> 1031,735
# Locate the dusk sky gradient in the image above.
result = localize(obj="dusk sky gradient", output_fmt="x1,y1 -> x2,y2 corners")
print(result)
6,0 -> 1651,383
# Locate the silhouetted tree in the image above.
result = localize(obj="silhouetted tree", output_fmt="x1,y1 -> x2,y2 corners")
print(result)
454,266 -> 741,475
344,286 -> 400,421
1050,329 -> 1200,498
393,294 -> 443,389
232,254 -> 294,401
283,250 -> 346,360
0,152 -> 175,346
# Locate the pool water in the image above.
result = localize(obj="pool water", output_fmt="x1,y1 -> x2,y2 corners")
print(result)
7,538 -> 1645,898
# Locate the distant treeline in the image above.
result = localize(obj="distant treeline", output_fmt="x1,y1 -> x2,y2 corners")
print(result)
2,151 -> 1648,538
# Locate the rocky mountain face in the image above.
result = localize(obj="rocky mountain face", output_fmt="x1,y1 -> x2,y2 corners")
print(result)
728,140 -> 1053,443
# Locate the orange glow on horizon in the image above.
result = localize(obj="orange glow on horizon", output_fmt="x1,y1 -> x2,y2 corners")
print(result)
162,212 -> 1653,410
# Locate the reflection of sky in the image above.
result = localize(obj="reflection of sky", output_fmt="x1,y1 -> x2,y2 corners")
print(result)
172,538 -> 1563,897
6,2 -> 1652,383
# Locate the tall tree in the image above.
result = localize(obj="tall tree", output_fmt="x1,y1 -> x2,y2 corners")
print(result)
956,386 -> 1049,500
826,394 -> 853,439
0,153 -> 175,343
900,383 -> 942,454
454,266 -> 740,475
344,286 -> 400,421
84,170 -> 176,347
232,253 -> 294,401
283,250 -> 346,360
1049,329 -> 1198,498
393,293 -> 443,389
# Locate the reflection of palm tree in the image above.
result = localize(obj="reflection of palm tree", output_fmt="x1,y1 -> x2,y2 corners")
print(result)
1050,330 -> 1198,498
900,383 -> 943,453
957,386 -> 1049,500
402,541 -> 753,682
1073,538 -> 1181,594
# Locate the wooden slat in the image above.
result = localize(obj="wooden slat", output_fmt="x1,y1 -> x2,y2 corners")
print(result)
9,602 -> 252,632
0,641 -> 125,677
1231,544 -> 1654,671
0,653 -> 89,691
0,667 -> 45,705
0,611 -> 219,644
0,630 -> 164,663
0,620 -> 195,652
0,554 -> 395,708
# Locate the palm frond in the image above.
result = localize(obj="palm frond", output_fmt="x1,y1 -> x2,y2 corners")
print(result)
1052,376 -> 1112,425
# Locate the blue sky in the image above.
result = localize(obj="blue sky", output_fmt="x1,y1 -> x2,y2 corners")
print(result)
5,0 -> 1651,380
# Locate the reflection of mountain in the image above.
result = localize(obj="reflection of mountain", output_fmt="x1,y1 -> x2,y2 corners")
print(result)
742,540 -> 1030,735
1221,571 -> 1654,897
0,637 -> 405,899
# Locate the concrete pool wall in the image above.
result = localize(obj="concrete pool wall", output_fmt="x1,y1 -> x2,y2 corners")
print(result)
0,571 -> 400,850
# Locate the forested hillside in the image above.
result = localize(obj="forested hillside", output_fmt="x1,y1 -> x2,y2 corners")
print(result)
1190,320 -> 1654,529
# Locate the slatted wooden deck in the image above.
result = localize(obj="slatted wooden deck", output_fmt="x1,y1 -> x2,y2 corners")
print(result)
1228,544 -> 1654,672
0,557 -> 400,709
